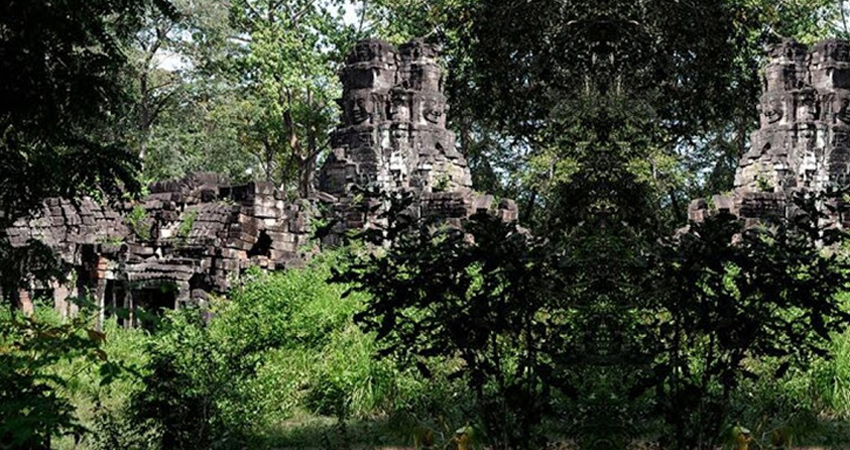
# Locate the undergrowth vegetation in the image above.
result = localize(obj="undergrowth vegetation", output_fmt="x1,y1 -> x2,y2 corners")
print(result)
1,252 -> 466,449
4,251 -> 850,449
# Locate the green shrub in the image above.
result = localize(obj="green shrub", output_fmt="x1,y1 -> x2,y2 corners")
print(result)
175,210 -> 198,243
123,250 -> 432,448
31,250 -> 464,449
0,306 -> 117,449
126,205 -> 151,241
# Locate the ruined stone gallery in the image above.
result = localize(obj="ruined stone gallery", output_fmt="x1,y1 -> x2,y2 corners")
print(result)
3,39 -> 517,324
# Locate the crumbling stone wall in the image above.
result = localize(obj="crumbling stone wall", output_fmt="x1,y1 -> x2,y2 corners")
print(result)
5,172 -> 315,325
690,39 -> 850,223
3,38 -> 517,325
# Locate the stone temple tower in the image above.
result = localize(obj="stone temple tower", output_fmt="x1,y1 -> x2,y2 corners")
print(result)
736,39 -> 850,194
319,39 -> 473,196
691,39 -> 850,222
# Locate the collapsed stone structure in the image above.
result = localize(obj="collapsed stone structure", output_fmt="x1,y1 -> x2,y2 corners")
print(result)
2,38 -> 517,326
4,174 -> 315,322
690,39 -> 850,223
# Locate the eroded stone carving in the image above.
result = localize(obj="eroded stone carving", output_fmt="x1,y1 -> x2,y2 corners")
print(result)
692,39 -> 850,226
319,38 -> 473,197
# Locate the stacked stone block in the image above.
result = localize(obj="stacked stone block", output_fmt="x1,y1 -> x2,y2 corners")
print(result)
4,173 -> 316,324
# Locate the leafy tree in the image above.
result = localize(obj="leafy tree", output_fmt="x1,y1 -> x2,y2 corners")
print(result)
129,0 -> 256,183
0,309 -> 117,449
0,0 -> 178,226
636,192 -> 850,449
126,3 -> 186,165
219,0 -> 359,196
335,193 -> 566,448
129,254 -> 393,448
143,84 -> 258,183
0,0 -> 177,309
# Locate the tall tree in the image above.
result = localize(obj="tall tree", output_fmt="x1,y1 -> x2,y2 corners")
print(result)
0,0 -> 176,309
0,0 -> 177,226
224,0 -> 358,196
130,0 -> 256,183
127,3 -> 185,165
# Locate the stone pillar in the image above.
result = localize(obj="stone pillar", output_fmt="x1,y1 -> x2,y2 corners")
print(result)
53,279 -> 71,320
93,256 -> 108,330
124,288 -> 134,329
16,287 -> 34,317
68,268 -> 80,318
176,280 -> 191,308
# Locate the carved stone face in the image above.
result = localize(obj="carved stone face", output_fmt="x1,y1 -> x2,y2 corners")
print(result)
349,95 -> 372,124
763,99 -> 783,125
389,93 -> 410,122
836,43 -> 850,62
796,91 -> 819,122
423,98 -> 444,124
836,97 -> 850,124
353,42 -> 376,62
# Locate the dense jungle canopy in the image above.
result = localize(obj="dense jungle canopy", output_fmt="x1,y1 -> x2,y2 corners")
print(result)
5,1 -> 850,449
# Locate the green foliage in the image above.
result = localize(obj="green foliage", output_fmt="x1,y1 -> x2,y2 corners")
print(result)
0,0 -> 178,227
126,205 -> 152,241
143,86 -> 258,183
334,180 -> 850,449
53,318 -> 154,450
0,307 -> 116,449
129,310 -> 229,449
635,191 -> 850,449
215,0 -> 358,195
336,192 -> 562,449
122,252 -> 424,449
755,174 -> 774,193
176,210 -> 198,242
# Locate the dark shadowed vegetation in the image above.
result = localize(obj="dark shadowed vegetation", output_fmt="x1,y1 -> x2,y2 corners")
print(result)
8,1 -> 850,449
